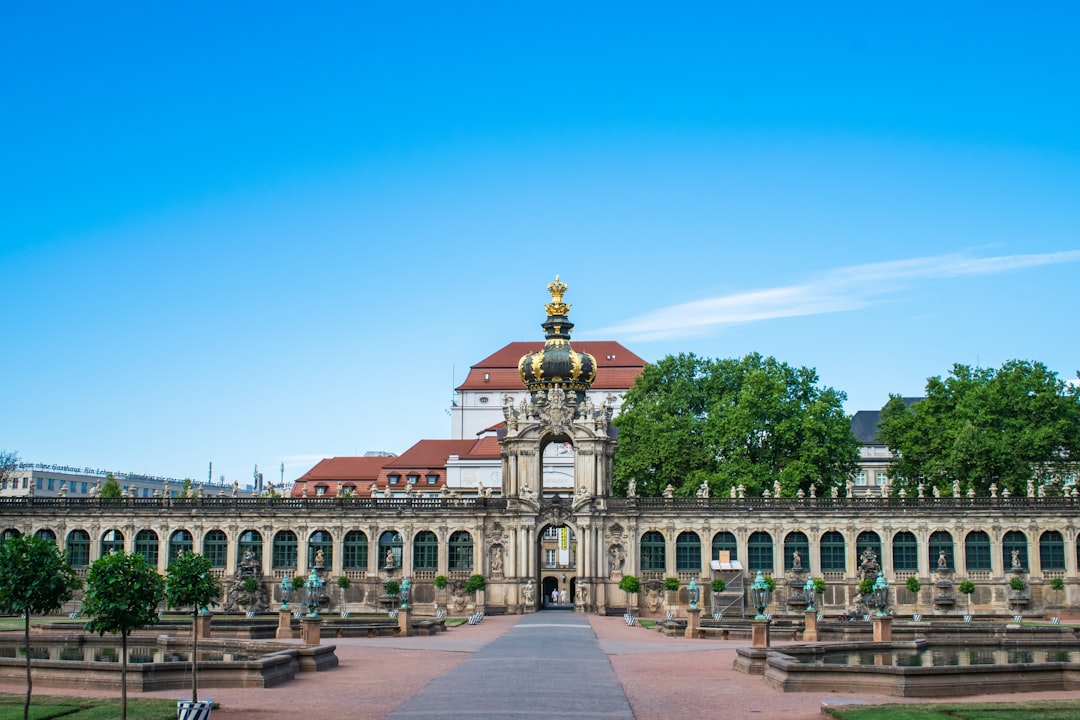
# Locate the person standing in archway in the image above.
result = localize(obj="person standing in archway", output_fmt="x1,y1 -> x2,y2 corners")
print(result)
552,587 -> 559,605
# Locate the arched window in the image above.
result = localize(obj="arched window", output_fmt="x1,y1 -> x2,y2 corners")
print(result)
929,531 -> 954,571
168,530 -> 193,564
449,531 -> 473,570
379,531 -> 403,569
237,529 -> 263,565
747,531 -> 773,572
134,530 -> 159,566
640,531 -> 666,573
856,531 -> 882,569
34,528 -> 57,544
309,530 -> 333,569
965,531 -> 992,572
1002,531 -> 1028,571
1,528 -> 20,541
203,530 -> 228,568
343,531 -> 368,570
711,531 -> 738,562
819,531 -> 845,573
272,530 -> 298,569
66,530 -> 90,567
413,531 -> 438,570
785,531 -> 810,572
1040,531 -> 1065,571
101,529 -> 124,556
675,531 -> 701,572
892,531 -> 918,572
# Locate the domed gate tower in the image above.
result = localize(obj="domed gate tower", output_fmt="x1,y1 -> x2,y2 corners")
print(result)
497,277 -> 619,613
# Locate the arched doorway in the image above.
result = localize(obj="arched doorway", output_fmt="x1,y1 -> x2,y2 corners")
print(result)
538,523 -> 576,609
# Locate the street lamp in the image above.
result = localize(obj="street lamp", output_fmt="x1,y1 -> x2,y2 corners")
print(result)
872,572 -> 889,617
400,576 -> 411,610
279,576 -> 291,610
750,571 -> 771,620
803,577 -> 816,612
304,572 -> 324,617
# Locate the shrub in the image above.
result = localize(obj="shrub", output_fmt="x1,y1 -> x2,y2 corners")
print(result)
463,574 -> 486,594
763,576 -> 776,592
1009,576 -> 1026,592
241,577 -> 260,594
336,576 -> 351,589
858,578 -> 874,596
958,580 -> 976,595
711,578 -> 726,593
291,575 -> 306,590
434,575 -> 448,589
812,577 -> 827,595
1051,577 -> 1066,592
905,577 -> 922,595
663,577 -> 680,592
383,580 -> 400,596
619,575 -> 641,595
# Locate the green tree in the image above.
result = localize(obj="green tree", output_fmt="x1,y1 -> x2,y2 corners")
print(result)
100,473 -> 122,499
83,551 -> 165,720
878,361 -> 1080,496
613,353 -> 858,498
906,576 -> 922,616
958,579 -> 976,613
0,534 -> 81,720
463,574 -> 486,595
619,575 -> 641,615
165,552 -> 222,703
0,450 -> 17,487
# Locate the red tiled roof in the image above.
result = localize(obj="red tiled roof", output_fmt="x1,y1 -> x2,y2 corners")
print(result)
291,457 -> 389,498
456,341 -> 646,391
463,435 -> 501,459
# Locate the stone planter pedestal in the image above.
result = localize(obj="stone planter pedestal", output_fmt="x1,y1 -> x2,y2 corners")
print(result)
276,609 -> 294,639
803,609 -> 818,642
751,618 -> 770,648
301,616 -> 322,645
872,615 -> 892,642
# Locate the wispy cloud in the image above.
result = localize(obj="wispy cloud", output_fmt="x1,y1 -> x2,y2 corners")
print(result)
595,250 -> 1080,342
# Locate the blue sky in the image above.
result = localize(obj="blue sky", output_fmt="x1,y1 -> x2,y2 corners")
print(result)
3,4 -> 1078,485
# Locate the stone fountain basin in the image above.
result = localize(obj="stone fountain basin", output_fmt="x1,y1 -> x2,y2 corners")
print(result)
0,632 -> 337,692
744,639 -> 1080,697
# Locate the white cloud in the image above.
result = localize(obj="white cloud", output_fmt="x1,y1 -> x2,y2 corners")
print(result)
596,250 -> 1080,342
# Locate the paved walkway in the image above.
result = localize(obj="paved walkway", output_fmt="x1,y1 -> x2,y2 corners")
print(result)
387,612 -> 633,719
5,613 -> 1080,719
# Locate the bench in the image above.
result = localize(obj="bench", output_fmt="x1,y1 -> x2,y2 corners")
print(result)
410,619 -> 437,636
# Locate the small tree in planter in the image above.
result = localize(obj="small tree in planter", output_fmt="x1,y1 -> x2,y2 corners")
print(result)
906,576 -> 922,617
619,575 -> 641,617
958,580 -> 976,615
1051,577 -> 1066,606
434,575 -> 448,609
165,551 -> 222,705
663,577 -> 680,611
463,574 -> 486,609
336,576 -> 351,610
83,551 -> 165,720
0,534 -> 81,720
384,579 -> 401,600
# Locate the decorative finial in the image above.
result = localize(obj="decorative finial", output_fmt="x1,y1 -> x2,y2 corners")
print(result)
545,275 -> 571,317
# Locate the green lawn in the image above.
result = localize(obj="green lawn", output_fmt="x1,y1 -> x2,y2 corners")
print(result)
0,694 -> 180,720
825,700 -> 1080,720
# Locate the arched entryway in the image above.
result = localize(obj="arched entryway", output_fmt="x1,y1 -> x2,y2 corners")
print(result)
537,522 -> 577,609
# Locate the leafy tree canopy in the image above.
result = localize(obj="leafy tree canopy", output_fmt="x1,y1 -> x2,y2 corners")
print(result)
0,450 -> 17,485
877,360 -> 1080,496
613,352 -> 858,497
0,534 -> 82,720
83,551 -> 164,638
165,551 -> 221,614
100,474 -> 122,499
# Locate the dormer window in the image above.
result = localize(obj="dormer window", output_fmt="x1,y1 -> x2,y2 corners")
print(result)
426,475 -> 438,485
315,484 -> 328,496
407,474 -> 419,485
388,475 -> 400,485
